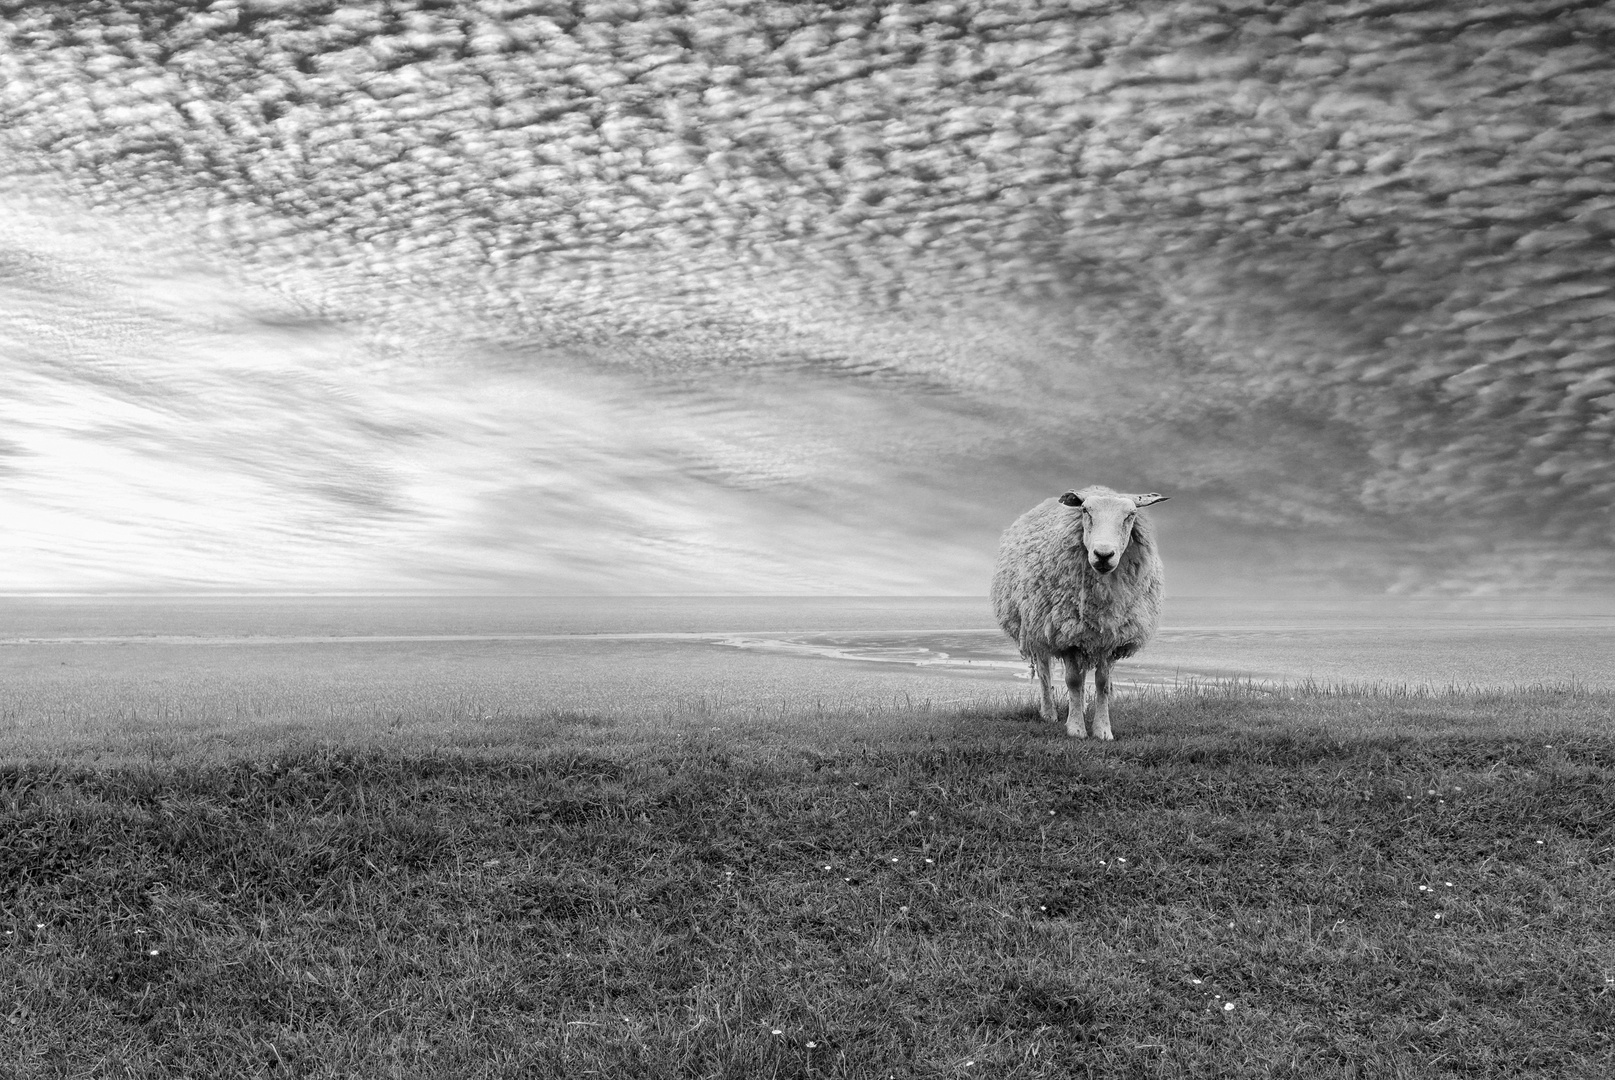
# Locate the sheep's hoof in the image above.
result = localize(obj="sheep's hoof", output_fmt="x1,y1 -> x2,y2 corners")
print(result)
1065,720 -> 1087,738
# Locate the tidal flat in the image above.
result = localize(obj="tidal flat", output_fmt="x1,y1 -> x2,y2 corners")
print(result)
0,595 -> 1610,759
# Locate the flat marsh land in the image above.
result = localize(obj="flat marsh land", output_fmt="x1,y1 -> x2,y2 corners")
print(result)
3,685 -> 1614,1079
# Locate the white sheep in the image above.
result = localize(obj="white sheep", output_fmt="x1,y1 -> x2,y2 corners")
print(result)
990,485 -> 1169,739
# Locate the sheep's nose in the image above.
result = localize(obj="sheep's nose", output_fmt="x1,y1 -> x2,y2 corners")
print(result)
1092,548 -> 1115,562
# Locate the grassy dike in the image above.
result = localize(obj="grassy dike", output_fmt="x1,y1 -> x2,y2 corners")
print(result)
3,686 -> 1613,1078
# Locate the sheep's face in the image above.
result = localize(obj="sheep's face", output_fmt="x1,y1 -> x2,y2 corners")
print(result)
1058,489 -> 1168,575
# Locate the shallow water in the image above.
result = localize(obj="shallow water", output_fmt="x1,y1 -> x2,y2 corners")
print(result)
0,595 -> 1610,748
0,595 -> 984,640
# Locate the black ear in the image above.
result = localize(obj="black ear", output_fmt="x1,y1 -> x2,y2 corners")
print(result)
1058,491 -> 1083,507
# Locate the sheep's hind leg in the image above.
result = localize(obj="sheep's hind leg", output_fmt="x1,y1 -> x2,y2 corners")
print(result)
1062,655 -> 1090,738
1090,659 -> 1115,741
1032,655 -> 1059,722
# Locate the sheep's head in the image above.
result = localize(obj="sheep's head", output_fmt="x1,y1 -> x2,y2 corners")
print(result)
1058,488 -> 1169,575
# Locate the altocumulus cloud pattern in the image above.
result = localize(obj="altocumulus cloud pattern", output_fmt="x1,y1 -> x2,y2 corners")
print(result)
1,0 -> 1612,595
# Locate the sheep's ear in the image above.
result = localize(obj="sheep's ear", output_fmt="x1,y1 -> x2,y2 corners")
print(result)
1059,491 -> 1084,507
1131,493 -> 1168,507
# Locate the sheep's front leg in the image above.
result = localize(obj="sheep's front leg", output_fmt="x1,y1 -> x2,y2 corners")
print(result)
1089,660 -> 1115,741
1031,655 -> 1060,722
1062,656 -> 1090,738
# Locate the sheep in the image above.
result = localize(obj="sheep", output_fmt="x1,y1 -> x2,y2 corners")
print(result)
991,485 -> 1169,739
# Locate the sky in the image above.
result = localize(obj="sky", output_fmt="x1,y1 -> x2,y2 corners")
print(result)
1,0 -> 1612,596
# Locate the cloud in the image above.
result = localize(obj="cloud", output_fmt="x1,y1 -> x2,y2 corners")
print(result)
1,0 -> 1612,595
0,192 -> 1003,592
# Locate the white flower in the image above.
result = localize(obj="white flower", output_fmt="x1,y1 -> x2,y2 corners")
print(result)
1223,1002 -> 1235,1011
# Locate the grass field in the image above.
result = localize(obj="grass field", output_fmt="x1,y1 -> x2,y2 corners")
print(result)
3,683 -> 1613,1078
